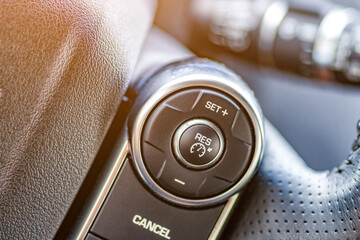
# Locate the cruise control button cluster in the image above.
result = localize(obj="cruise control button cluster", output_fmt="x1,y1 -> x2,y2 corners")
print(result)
141,88 -> 254,199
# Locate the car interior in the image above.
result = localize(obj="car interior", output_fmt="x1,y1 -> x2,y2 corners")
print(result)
1,0 -> 360,239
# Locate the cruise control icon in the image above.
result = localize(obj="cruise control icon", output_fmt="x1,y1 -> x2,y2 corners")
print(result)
190,143 -> 206,158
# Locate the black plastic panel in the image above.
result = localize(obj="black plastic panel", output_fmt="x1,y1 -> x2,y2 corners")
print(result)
90,160 -> 225,240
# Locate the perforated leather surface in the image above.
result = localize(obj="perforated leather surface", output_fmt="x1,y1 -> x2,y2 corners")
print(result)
0,1 -> 155,239
222,122 -> 360,239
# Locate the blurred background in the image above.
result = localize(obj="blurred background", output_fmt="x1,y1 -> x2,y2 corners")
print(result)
154,0 -> 360,170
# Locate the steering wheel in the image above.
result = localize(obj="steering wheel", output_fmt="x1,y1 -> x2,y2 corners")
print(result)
223,122 -> 360,239
1,1 -> 360,239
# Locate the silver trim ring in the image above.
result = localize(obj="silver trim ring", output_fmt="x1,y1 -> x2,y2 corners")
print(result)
172,119 -> 225,170
131,73 -> 264,207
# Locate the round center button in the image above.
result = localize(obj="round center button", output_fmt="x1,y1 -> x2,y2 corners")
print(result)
173,119 -> 225,169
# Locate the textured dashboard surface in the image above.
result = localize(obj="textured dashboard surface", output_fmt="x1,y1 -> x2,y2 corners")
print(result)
0,1 -> 155,239
223,122 -> 360,240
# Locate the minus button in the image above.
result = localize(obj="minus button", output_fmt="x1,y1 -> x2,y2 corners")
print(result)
174,178 -> 185,185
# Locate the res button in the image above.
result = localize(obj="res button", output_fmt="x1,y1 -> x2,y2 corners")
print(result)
173,119 -> 224,169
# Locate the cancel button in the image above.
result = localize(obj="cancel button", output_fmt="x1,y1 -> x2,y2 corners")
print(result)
90,160 -> 225,240
132,215 -> 171,239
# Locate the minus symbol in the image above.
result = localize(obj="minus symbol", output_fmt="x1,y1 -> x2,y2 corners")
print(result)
174,178 -> 185,185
